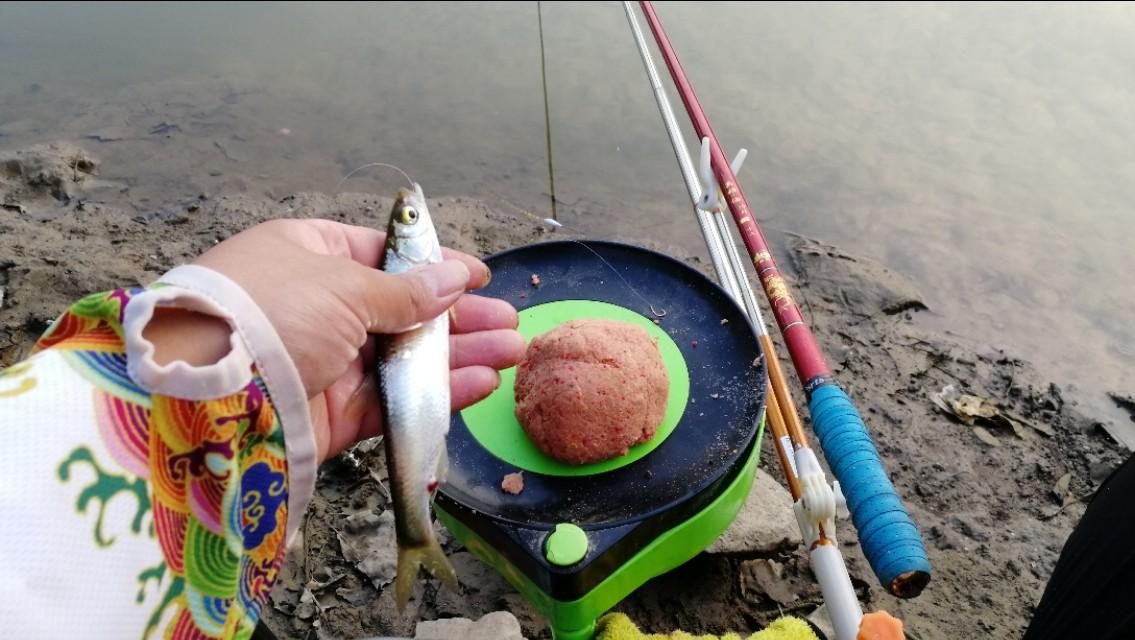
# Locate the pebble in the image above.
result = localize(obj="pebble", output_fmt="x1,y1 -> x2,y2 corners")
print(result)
414,611 -> 525,640
707,469 -> 801,554
807,603 -> 836,640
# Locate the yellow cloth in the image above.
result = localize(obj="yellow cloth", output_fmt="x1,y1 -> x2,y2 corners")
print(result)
596,613 -> 820,640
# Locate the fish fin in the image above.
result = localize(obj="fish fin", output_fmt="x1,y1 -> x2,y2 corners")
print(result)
394,539 -> 458,610
437,446 -> 450,484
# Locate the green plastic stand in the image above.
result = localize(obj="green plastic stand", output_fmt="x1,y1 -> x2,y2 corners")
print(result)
436,415 -> 765,640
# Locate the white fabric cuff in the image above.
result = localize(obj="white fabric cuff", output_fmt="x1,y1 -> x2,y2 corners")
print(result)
123,289 -> 255,400
130,264 -> 316,542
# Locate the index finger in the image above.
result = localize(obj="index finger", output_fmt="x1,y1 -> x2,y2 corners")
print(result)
308,219 -> 492,289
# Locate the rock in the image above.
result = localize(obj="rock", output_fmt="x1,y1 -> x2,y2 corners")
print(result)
707,469 -> 801,554
413,611 -> 525,640
500,593 -> 546,640
807,603 -> 836,640
788,234 -> 927,316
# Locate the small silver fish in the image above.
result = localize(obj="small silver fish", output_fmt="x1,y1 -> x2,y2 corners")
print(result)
378,183 -> 458,608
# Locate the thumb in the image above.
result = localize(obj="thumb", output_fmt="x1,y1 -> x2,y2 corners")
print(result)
355,259 -> 471,333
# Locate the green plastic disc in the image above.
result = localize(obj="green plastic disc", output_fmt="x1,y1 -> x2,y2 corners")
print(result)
545,523 -> 590,566
459,299 -> 690,477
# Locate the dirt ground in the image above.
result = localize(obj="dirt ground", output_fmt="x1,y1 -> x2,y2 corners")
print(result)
1,143 -> 1129,639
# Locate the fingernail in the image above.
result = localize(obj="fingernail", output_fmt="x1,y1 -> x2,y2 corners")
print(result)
421,260 -> 470,297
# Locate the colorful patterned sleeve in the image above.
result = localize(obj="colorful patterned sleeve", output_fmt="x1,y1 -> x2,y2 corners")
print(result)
0,266 -> 317,640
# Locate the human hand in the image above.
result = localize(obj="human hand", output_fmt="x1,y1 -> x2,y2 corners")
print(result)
174,218 -> 523,462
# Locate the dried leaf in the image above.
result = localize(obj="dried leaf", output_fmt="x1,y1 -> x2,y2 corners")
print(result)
1006,409 -> 1055,437
296,588 -> 317,620
956,394 -> 999,425
932,385 -> 1034,438
336,510 -> 398,589
930,384 -> 958,416
972,426 -> 999,447
1054,472 -> 1073,506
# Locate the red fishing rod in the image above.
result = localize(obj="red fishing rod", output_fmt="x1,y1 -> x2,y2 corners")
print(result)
638,0 -> 930,598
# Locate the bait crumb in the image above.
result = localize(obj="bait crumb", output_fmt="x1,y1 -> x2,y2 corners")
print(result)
653,318 -> 661,325
501,471 -> 524,495
710,393 -> 720,400
691,340 -> 699,348
720,318 -> 729,325
531,273 -> 541,286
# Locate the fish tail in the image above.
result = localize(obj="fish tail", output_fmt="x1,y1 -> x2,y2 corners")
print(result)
394,538 -> 459,610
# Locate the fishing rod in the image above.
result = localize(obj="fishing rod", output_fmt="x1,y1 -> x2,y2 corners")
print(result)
617,0 -> 803,487
636,0 -> 931,600
622,4 -> 864,637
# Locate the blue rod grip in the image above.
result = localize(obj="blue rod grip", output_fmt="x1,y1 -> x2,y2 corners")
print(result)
809,384 -> 931,597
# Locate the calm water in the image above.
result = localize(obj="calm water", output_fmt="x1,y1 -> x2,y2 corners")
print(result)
2,1 -> 1133,441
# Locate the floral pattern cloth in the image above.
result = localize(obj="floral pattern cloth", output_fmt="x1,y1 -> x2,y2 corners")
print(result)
2,287 -> 291,639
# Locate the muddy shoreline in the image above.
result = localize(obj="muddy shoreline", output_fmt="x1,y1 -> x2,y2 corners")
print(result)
1,143 -> 1129,639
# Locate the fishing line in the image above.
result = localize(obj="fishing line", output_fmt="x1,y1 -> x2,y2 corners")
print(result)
492,195 -> 667,317
334,162 -> 416,192
537,0 -> 558,221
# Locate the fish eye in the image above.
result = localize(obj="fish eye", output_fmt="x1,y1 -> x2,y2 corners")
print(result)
397,206 -> 419,225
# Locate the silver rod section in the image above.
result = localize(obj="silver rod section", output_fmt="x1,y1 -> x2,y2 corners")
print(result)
712,211 -> 764,328
622,1 -> 742,306
622,1 -> 766,334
